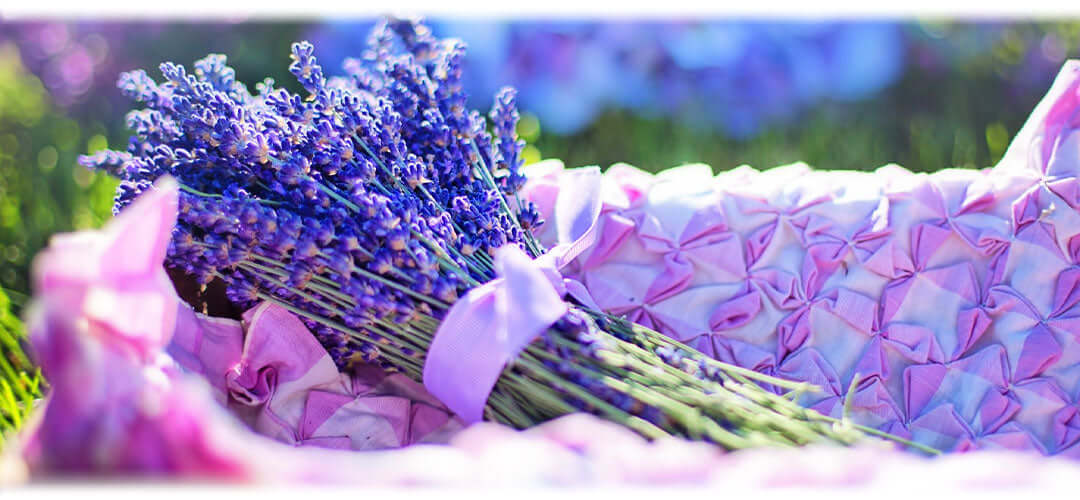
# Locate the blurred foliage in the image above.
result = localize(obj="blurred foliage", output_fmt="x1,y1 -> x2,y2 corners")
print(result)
1,21 -> 310,124
0,45 -> 116,295
0,22 -> 310,296
530,21 -> 1080,173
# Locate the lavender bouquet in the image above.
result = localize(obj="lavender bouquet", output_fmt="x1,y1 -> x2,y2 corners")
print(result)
81,18 -> 929,452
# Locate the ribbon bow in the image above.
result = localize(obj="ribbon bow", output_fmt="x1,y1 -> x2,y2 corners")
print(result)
423,167 -> 603,424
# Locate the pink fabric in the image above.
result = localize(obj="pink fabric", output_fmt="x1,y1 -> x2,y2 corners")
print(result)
169,301 -> 461,450
19,177 -> 248,477
523,61 -> 1080,456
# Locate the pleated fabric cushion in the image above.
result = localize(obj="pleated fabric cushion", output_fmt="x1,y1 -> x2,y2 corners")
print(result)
522,61 -> 1080,456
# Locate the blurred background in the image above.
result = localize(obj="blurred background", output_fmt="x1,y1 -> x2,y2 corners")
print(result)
1,19 -> 1079,300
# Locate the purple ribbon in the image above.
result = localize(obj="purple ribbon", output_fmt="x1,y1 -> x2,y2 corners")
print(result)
423,167 -> 602,423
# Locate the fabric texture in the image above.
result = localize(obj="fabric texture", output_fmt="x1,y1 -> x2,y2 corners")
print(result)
521,61 -> 1080,456
169,301 -> 462,450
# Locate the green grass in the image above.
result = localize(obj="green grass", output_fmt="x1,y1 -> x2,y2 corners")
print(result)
0,285 -> 41,447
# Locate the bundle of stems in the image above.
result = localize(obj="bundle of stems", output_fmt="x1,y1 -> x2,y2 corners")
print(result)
84,17 -> 936,454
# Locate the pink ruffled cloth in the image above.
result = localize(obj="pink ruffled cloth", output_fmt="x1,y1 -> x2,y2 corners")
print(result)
521,61 -> 1080,456
167,302 -> 461,450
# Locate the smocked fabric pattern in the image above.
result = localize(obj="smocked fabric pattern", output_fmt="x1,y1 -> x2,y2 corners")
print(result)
522,61 -> 1080,456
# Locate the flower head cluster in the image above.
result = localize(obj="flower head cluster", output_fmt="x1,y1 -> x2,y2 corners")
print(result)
82,17 -> 544,369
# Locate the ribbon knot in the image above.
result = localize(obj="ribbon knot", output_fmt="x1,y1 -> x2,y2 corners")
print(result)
423,167 -> 602,423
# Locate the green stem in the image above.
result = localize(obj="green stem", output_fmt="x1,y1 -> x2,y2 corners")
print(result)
311,178 -> 361,213
513,352 -> 670,440
179,183 -> 281,206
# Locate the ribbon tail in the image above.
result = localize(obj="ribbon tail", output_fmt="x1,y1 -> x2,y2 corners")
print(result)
423,246 -> 568,424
